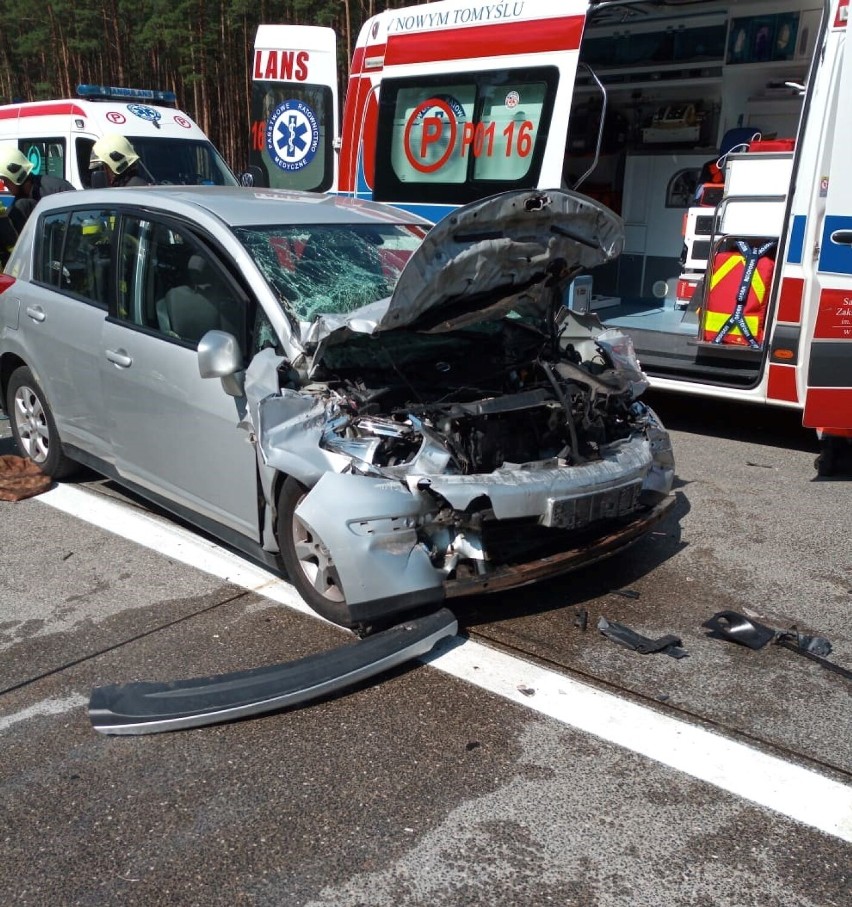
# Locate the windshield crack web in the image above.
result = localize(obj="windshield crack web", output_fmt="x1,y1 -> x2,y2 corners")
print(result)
236,225 -> 422,323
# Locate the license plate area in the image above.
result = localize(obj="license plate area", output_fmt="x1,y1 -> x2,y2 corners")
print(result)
541,481 -> 642,529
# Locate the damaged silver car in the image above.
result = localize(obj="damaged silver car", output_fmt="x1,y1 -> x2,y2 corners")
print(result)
0,186 -> 674,629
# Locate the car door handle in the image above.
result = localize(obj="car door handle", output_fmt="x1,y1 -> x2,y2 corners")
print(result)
830,230 -> 852,246
25,305 -> 45,323
105,348 -> 133,368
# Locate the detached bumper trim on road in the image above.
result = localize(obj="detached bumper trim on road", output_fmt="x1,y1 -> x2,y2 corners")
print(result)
89,608 -> 458,735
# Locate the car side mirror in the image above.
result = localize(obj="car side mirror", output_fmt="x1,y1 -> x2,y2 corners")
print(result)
197,330 -> 244,397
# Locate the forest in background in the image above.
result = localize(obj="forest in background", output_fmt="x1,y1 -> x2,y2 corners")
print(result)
0,1 -> 415,172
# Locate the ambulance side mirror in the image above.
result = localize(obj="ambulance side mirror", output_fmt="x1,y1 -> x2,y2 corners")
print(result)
239,166 -> 266,189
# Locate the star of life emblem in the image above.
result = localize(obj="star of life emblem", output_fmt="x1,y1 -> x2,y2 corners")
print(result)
127,104 -> 161,124
266,100 -> 320,172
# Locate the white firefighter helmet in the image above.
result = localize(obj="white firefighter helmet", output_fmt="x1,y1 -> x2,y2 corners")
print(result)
90,134 -> 140,175
0,147 -> 35,186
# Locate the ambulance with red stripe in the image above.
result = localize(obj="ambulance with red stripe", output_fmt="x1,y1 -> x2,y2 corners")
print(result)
250,0 -> 852,459
0,85 -> 238,197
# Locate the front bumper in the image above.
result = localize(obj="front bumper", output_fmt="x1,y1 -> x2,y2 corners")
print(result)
443,496 -> 674,599
295,430 -> 675,624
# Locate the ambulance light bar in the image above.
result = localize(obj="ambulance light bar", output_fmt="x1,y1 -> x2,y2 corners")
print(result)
75,85 -> 178,107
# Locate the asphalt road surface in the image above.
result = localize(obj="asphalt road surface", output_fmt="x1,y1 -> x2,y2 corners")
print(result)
1,393 -> 850,907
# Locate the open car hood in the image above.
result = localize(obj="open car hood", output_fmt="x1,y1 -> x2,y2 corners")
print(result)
377,188 -> 624,333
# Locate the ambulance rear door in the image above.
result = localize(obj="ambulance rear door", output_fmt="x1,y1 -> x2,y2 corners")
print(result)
355,0 -> 590,223
249,25 -> 339,193
805,0 -> 852,432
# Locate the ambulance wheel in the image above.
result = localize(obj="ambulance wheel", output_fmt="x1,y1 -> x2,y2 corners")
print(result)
277,476 -> 354,628
6,366 -> 78,479
814,441 -> 838,477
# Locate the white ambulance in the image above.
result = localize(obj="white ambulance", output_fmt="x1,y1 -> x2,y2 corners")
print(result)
250,0 -> 852,465
0,84 -> 238,199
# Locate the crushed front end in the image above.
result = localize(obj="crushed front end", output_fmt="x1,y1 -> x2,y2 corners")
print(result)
275,311 -> 674,624
250,189 -> 676,624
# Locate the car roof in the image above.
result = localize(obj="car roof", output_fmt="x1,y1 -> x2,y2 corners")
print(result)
35,186 -> 432,229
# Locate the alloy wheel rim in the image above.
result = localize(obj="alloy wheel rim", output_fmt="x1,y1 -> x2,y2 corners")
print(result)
13,385 -> 50,464
291,510 -> 345,603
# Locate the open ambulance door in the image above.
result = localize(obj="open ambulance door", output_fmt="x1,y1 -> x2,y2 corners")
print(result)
805,1 -> 852,434
248,25 -> 339,193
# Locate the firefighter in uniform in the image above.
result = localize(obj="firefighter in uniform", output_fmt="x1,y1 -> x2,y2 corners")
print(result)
89,134 -> 153,187
0,147 -> 75,235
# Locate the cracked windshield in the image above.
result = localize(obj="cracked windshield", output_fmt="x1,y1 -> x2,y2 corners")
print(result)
236,223 -> 426,323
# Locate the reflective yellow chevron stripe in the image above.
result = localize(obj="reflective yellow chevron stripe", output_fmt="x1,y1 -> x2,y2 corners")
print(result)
709,253 -> 743,288
709,253 -> 768,303
703,310 -> 761,336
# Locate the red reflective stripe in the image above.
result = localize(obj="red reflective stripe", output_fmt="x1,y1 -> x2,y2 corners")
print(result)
0,102 -> 87,120
767,363 -> 799,403
803,388 -> 852,429
350,46 -> 366,75
385,16 -> 585,65
359,43 -> 387,71
339,74 -> 374,193
777,277 -> 804,324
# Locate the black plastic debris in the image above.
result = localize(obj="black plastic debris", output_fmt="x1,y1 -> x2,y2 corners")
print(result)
612,588 -> 640,600
702,611 -> 776,650
704,610 -> 852,681
778,627 -> 833,658
597,617 -> 688,659
574,607 -> 588,631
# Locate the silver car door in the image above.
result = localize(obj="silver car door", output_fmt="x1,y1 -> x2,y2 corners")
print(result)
100,214 -> 259,538
13,207 -> 114,462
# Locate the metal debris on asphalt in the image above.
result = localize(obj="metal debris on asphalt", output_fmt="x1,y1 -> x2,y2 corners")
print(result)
703,610 -> 852,681
597,617 -> 688,659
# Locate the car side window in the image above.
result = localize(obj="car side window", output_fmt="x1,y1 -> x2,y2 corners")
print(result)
117,215 -> 249,351
37,208 -> 117,306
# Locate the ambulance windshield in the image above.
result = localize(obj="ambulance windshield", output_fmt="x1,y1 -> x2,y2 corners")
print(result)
99,137 -> 238,187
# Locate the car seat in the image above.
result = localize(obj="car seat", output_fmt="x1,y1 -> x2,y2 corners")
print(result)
156,254 -> 222,342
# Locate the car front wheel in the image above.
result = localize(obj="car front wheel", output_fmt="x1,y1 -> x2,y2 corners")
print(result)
277,476 -> 354,628
6,366 -> 77,479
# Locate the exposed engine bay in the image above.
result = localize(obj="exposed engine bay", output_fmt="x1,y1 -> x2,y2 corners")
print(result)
314,313 -> 649,477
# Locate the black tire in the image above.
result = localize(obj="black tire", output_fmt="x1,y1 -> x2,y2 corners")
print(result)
277,476 -> 355,628
6,366 -> 78,479
814,442 -> 837,478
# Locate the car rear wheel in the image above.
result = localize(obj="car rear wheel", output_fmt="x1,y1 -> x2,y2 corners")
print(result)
6,366 -> 78,479
277,476 -> 354,628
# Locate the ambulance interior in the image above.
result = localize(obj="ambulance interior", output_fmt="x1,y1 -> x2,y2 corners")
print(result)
564,0 -> 818,385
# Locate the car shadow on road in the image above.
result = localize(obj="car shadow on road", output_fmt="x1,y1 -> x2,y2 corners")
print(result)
646,389 -> 818,452
0,433 -> 17,456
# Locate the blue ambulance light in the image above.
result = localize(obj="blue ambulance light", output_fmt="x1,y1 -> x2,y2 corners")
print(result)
76,85 -> 178,107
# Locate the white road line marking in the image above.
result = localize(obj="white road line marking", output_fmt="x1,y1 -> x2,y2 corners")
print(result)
0,694 -> 88,732
425,637 -> 852,842
36,483 -> 852,842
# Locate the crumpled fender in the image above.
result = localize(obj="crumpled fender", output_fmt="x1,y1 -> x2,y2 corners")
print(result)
295,472 -> 444,611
